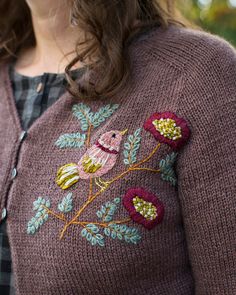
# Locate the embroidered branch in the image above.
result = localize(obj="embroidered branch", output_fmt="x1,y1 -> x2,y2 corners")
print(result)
27,108 -> 191,247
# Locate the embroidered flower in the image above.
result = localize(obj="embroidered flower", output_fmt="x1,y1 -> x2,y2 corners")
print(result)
144,112 -> 190,150
122,187 -> 164,230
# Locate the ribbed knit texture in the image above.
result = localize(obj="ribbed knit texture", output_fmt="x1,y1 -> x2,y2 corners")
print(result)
0,24 -> 235,295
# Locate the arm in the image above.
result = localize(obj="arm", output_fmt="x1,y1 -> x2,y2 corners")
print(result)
176,39 -> 236,294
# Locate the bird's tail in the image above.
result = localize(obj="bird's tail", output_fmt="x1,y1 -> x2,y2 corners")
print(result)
56,163 -> 80,190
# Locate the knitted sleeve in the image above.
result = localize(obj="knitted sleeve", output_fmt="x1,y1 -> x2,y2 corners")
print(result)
175,38 -> 236,294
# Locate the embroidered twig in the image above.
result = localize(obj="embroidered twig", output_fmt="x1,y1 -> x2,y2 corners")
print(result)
86,124 -> 94,198
41,205 -> 67,222
131,142 -> 161,168
86,124 -> 93,148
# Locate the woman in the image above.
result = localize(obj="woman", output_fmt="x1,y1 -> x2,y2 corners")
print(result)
0,0 -> 235,294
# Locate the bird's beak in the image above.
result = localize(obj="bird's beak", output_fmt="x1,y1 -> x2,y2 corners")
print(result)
120,128 -> 128,135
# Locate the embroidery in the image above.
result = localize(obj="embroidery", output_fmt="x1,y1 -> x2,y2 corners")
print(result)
27,110 -> 191,246
27,197 -> 51,235
123,128 -> 142,166
55,132 -> 86,149
144,112 -> 190,150
27,194 -> 141,246
72,103 -> 120,131
55,103 -> 125,190
56,163 -> 79,190
56,129 -> 128,190
123,188 -> 164,230
81,224 -> 105,246
103,224 -> 141,244
159,152 -> 178,186
96,197 -> 121,222
58,192 -> 73,213
80,197 -> 141,246
55,103 -> 119,149
153,118 -> 182,140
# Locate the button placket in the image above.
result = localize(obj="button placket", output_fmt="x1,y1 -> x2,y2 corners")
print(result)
11,132 -> 27,181
3,132 -> 27,221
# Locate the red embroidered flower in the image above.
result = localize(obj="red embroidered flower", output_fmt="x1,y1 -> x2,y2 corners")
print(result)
123,187 -> 164,230
144,112 -> 190,150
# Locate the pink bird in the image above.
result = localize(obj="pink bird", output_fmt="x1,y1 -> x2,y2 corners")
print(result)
56,129 -> 128,190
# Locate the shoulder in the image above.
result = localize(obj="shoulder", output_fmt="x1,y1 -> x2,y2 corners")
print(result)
132,24 -> 236,74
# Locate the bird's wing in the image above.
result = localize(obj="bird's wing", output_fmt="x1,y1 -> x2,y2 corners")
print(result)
81,155 -> 103,174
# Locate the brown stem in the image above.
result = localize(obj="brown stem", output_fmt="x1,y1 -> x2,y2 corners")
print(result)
41,205 -> 67,222
86,125 -> 94,198
131,142 -> 161,168
86,124 -> 93,148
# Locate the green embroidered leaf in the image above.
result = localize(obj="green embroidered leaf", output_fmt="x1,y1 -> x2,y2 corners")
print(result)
27,197 -> 51,235
58,192 -> 73,213
80,224 -> 105,247
91,104 -> 119,128
123,128 -> 142,166
33,197 -> 50,211
159,152 -> 178,186
72,103 -> 94,131
55,132 -> 86,149
96,197 -> 121,222
104,224 -> 141,244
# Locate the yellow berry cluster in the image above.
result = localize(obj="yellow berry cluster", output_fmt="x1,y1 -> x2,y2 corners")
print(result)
153,118 -> 182,140
133,196 -> 157,220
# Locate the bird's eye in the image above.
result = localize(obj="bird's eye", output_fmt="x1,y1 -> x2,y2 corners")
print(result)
112,133 -> 116,138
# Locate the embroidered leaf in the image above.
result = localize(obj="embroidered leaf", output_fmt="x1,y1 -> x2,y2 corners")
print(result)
159,152 -> 178,186
33,197 -> 50,211
55,132 -> 86,149
104,224 -> 141,244
96,197 -> 121,222
80,224 -> 105,247
72,103 -> 94,131
27,197 -> 51,235
58,192 -> 73,213
123,128 -> 142,166
91,104 -> 119,128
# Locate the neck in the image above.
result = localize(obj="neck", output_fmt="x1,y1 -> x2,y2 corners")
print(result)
15,0 -> 83,76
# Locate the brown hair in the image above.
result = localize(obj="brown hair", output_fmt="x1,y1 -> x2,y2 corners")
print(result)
0,0 -> 183,101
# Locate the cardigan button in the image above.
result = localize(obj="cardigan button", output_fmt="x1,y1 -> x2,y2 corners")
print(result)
11,168 -> 17,179
1,208 -> 7,220
36,82 -> 43,93
19,131 -> 27,142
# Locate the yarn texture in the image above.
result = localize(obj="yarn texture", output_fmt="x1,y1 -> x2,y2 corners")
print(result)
0,24 -> 235,294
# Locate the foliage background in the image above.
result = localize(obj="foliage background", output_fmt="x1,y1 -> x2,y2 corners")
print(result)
177,0 -> 236,46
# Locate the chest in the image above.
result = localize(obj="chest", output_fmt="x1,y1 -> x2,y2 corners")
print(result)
0,67 -> 190,294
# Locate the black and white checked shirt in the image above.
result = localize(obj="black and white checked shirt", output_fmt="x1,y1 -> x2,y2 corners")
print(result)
0,62 -> 83,294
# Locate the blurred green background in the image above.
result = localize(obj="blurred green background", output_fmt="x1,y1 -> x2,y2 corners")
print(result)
177,0 -> 236,46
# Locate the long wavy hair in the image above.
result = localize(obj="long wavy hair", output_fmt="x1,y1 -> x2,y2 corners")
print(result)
0,0 -> 183,100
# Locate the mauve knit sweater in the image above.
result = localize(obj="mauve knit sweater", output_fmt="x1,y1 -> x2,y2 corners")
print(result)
0,24 -> 235,295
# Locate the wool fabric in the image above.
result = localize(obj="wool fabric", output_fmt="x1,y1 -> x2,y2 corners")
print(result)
0,24 -> 235,295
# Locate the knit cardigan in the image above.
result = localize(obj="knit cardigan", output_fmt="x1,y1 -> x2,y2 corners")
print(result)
0,24 -> 235,295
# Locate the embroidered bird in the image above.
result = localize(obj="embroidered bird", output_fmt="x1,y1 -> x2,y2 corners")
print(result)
56,129 -> 128,190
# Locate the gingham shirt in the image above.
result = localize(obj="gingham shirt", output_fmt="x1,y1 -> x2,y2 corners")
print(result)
0,62 -> 83,294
